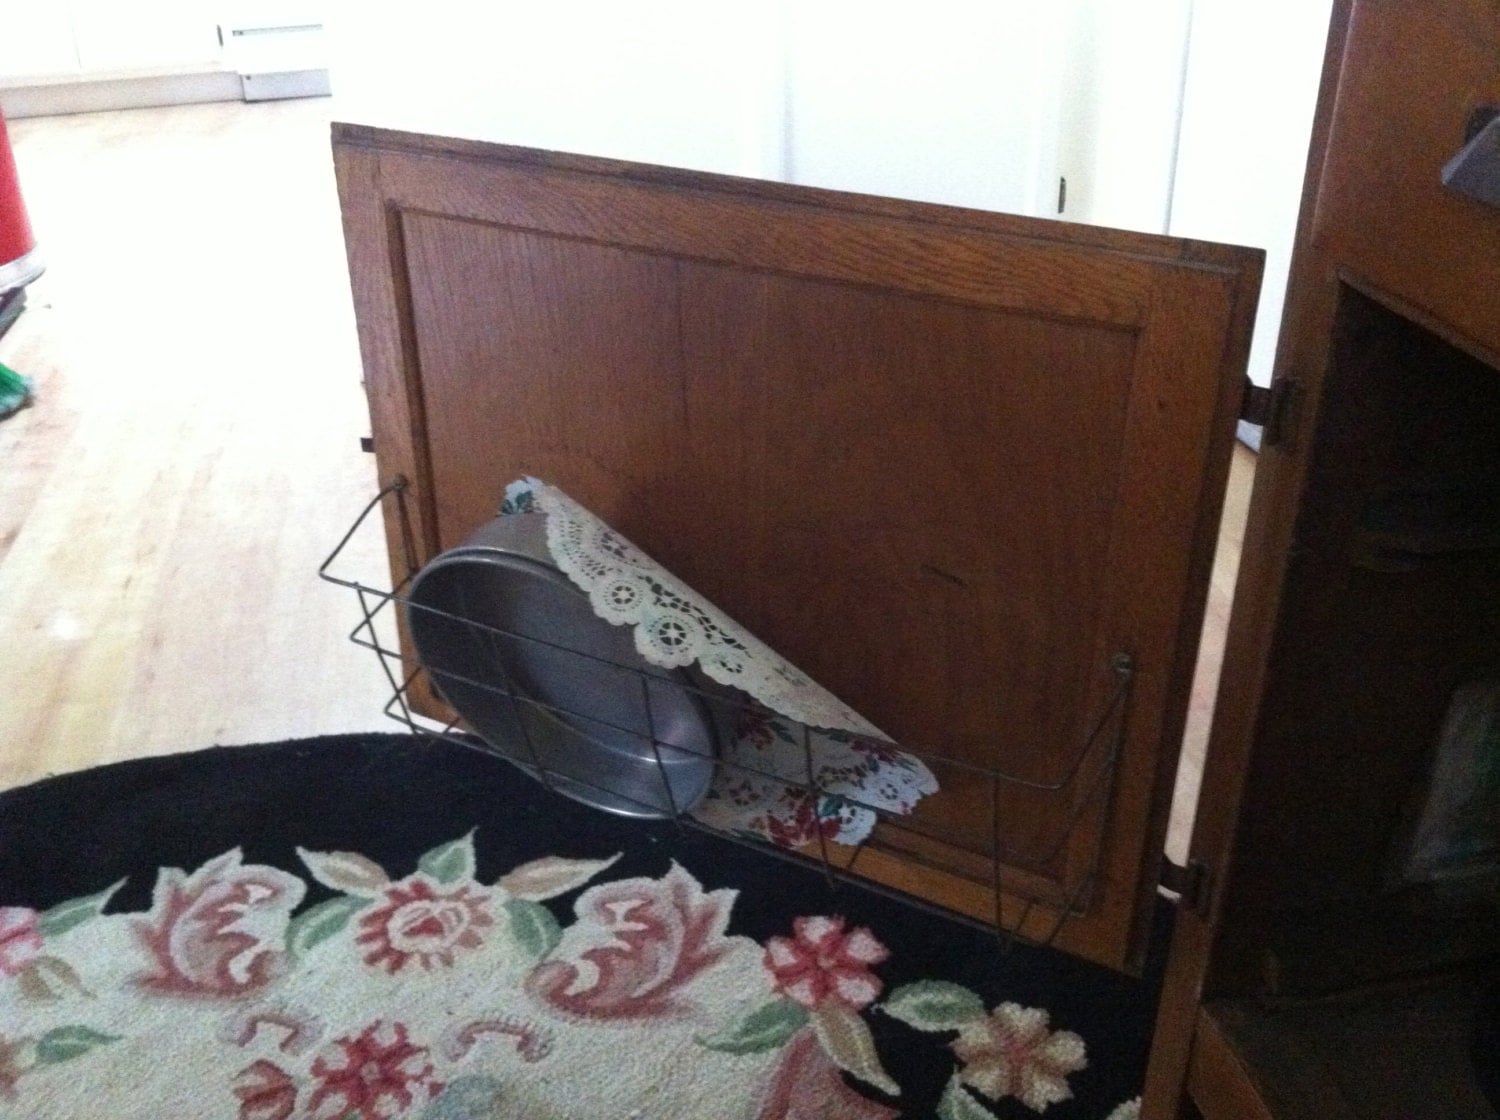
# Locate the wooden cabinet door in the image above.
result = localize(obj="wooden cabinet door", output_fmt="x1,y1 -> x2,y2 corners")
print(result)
1144,4 -> 1500,1114
1309,0 -> 1500,359
333,124 -> 1261,974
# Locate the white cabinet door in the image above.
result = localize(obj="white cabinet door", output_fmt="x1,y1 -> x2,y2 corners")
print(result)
0,11 -> 80,81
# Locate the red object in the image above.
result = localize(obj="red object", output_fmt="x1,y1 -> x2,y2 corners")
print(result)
0,107 -> 43,291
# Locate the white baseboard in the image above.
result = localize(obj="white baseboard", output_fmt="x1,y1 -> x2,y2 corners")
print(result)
0,71 -> 245,119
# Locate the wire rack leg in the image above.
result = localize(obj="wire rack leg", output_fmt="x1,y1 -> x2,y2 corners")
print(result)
799,723 -> 837,889
640,675 -> 685,831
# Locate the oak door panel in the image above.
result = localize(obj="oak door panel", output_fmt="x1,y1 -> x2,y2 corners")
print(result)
1311,0 -> 1500,358
334,125 -> 1262,972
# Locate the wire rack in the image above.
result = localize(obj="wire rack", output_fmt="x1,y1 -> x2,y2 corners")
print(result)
320,478 -> 1136,949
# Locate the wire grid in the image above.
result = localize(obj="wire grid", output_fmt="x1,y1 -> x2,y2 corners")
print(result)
320,478 -> 1136,949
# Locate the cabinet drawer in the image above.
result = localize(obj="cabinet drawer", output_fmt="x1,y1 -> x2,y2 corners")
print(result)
1310,0 -> 1500,358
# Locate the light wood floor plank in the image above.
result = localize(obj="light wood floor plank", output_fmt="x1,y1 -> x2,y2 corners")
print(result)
0,100 -> 392,789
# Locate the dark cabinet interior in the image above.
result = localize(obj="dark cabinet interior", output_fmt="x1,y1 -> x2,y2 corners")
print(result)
1191,286 -> 1500,1117
1226,286 -> 1500,997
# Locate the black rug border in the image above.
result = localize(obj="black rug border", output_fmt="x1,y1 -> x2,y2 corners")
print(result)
0,734 -> 1168,1119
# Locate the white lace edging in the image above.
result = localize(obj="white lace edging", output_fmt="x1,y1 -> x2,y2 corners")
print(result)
499,477 -> 938,845
691,711 -> 939,847
528,478 -> 889,740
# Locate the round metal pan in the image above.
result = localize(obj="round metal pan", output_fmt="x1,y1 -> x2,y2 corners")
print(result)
405,512 -> 717,818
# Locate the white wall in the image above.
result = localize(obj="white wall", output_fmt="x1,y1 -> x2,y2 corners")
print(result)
0,11 -> 78,79
327,1 -> 1069,212
1168,0 -> 1334,386
328,0 -> 1332,316
68,2 -> 221,73
1053,0 -> 1193,233
781,1 -> 1061,214
328,3 -> 1229,228
328,1 -> 780,179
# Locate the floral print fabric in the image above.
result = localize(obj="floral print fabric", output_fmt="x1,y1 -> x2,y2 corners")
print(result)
0,832 -> 1137,1119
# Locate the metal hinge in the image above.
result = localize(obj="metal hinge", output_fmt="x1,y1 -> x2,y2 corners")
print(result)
1240,376 -> 1301,448
1160,856 -> 1213,914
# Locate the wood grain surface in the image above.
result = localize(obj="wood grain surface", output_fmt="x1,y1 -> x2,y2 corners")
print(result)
333,124 -> 1262,973
1310,0 -> 1500,360
1145,3 -> 1500,1115
0,101 -> 392,792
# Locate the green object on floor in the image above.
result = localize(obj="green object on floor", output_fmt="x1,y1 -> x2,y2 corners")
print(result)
0,358 -> 30,418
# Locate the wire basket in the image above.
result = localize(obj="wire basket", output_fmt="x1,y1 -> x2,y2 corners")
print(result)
320,478 -> 1135,950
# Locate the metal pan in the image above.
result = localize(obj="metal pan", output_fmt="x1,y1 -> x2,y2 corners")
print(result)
404,512 -> 717,818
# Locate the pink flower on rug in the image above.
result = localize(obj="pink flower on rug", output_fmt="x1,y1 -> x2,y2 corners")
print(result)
133,851 -> 304,997
232,1060 -> 297,1120
526,862 -> 735,1021
764,916 -> 889,1010
355,877 -> 494,974
307,1021 -> 442,1120
950,1002 -> 1087,1111
221,1004 -> 325,1056
440,1017 -> 553,1064
0,908 -> 42,977
754,1029 -> 899,1120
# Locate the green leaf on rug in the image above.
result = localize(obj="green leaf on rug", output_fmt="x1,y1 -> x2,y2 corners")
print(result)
418,831 -> 477,884
17,956 -> 88,1003
697,998 -> 809,1053
504,899 -> 562,960
881,981 -> 987,1032
938,1077 -> 996,1120
38,880 -> 125,938
812,1003 -> 900,1096
34,1026 -> 120,1065
287,895 -> 368,957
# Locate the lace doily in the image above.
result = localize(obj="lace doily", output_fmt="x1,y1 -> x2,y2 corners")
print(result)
519,478 -> 886,739
692,710 -> 939,847
499,478 -> 939,846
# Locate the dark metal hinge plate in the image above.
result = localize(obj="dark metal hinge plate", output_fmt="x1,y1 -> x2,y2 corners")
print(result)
1240,376 -> 1300,448
1160,856 -> 1213,914
1241,380 -> 1271,426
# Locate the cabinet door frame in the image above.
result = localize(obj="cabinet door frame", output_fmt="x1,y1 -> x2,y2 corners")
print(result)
333,123 -> 1261,975
1145,0 -> 1500,1111
1140,0 -> 1352,1103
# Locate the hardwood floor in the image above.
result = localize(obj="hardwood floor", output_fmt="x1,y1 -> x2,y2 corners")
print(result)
0,100 -> 390,790
1169,440 -> 1255,864
0,99 -> 1255,865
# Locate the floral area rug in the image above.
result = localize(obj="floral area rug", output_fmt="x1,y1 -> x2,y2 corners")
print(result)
0,735 -> 1165,1119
